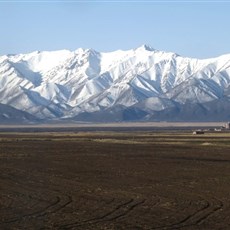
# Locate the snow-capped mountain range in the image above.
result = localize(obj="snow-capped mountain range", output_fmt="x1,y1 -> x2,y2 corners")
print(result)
1,44 -> 230,123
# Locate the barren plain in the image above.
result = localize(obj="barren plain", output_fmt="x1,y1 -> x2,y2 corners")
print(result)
1,126 -> 230,229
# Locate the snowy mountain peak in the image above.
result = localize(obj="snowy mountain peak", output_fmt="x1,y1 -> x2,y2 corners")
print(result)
136,44 -> 155,52
1,46 -> 230,122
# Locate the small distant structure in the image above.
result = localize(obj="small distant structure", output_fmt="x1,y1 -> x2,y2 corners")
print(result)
193,130 -> 204,135
214,128 -> 222,132
224,122 -> 230,130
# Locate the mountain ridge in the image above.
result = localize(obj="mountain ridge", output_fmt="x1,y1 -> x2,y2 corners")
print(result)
1,45 -> 230,123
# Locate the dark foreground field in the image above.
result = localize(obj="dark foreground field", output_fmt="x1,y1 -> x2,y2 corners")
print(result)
1,130 -> 230,229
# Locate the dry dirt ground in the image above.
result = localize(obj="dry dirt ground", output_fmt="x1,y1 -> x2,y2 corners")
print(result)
0,130 -> 230,229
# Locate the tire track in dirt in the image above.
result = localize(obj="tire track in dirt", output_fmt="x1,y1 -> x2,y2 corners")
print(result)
0,175 -> 73,224
0,196 -> 60,224
37,195 -> 72,217
195,197 -> 223,225
58,198 -> 145,229
1,195 -> 73,224
103,199 -> 146,221
152,196 -> 223,229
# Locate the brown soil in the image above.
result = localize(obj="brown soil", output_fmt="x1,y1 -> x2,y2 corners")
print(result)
1,131 -> 230,229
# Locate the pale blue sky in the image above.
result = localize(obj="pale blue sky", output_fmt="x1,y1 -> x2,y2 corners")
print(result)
1,1 -> 230,58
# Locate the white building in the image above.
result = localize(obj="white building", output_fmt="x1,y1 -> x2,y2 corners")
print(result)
225,122 -> 230,130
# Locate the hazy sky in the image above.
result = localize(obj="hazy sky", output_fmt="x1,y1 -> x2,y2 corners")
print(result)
1,1 -> 230,58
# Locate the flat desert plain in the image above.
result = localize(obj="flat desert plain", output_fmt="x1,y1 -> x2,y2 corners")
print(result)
1,127 -> 230,229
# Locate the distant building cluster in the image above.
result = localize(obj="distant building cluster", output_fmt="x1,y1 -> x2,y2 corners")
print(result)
218,122 -> 230,131
193,122 -> 230,134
